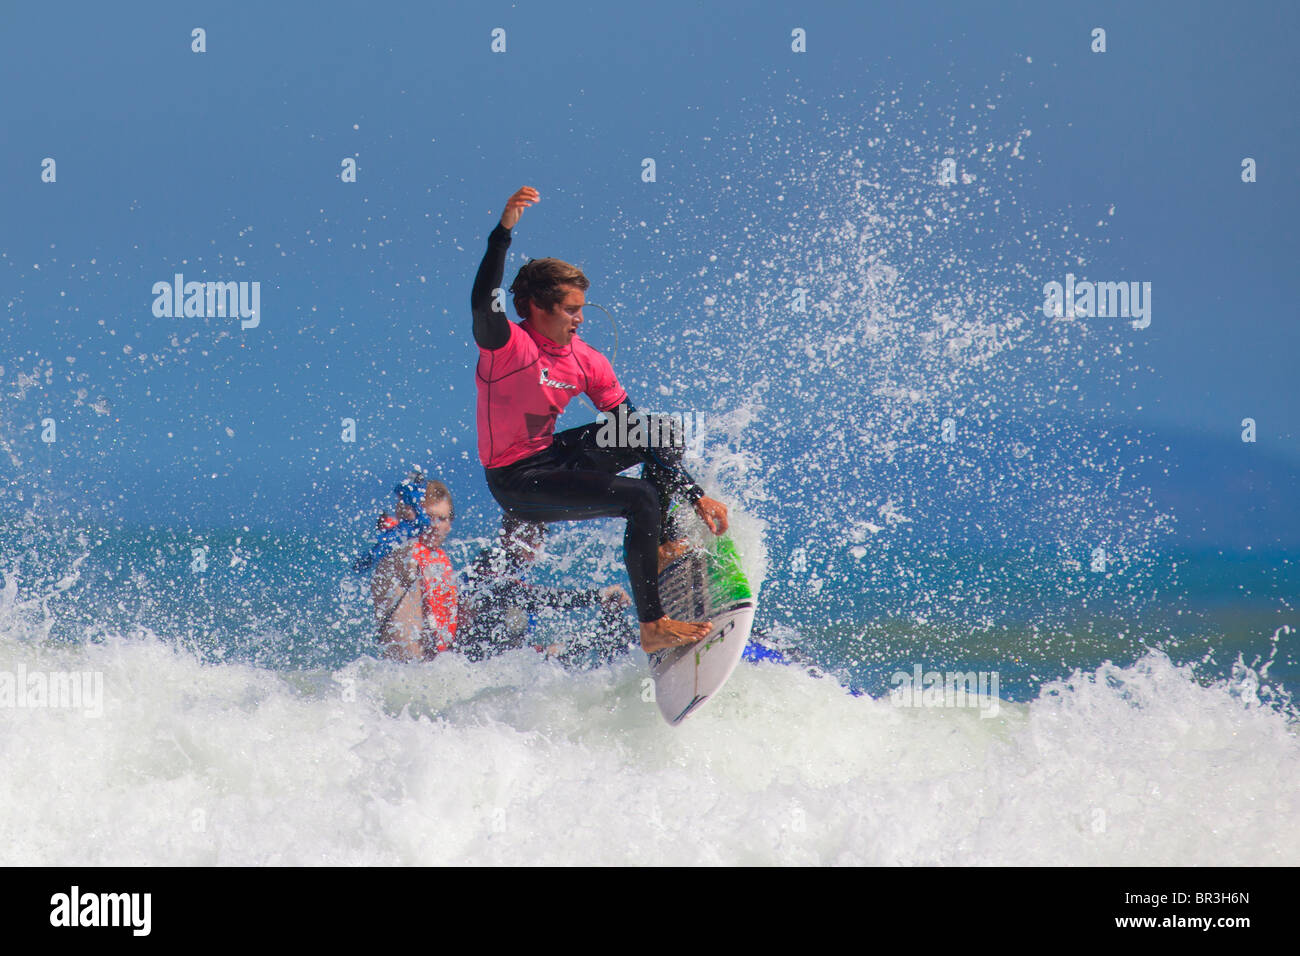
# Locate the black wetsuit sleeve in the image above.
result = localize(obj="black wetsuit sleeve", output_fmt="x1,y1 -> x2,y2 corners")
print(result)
609,398 -> 706,504
471,222 -> 513,350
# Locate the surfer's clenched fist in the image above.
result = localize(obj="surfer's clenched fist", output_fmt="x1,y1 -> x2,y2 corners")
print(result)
694,495 -> 728,535
500,186 -> 539,230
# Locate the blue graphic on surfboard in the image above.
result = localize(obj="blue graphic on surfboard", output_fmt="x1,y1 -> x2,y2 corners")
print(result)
648,536 -> 756,725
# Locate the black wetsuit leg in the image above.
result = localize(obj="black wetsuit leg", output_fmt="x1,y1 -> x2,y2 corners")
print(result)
556,410 -> 698,544
484,419 -> 694,623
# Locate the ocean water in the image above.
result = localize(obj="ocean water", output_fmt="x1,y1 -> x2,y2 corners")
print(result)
0,511 -> 1296,866
4,57 -> 1298,865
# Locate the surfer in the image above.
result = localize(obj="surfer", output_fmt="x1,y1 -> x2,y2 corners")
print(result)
355,473 -> 458,661
456,516 -> 637,665
471,185 -> 730,654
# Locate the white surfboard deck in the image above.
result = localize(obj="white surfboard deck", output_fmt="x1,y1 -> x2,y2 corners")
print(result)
648,536 -> 756,726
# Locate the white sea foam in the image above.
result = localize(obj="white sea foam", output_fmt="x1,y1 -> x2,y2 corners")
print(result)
1,621 -> 1294,866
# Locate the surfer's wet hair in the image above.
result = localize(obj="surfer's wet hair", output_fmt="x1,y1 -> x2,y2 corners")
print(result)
509,258 -> 589,319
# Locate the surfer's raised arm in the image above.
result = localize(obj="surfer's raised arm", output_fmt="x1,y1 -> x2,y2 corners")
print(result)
471,186 -> 539,350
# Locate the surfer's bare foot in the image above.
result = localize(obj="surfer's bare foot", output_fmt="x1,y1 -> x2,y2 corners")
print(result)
640,616 -> 711,653
657,539 -> 692,572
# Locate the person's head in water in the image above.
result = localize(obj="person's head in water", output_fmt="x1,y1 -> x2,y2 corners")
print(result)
421,480 -> 454,548
393,473 -> 455,549
509,258 -> 588,346
498,515 -> 546,572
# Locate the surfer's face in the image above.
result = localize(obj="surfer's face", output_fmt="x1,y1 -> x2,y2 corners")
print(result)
531,285 -> 585,346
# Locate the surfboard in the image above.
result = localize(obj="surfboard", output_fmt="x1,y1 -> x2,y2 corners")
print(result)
648,536 -> 756,725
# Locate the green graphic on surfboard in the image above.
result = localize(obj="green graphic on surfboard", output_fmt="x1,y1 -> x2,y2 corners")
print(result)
649,535 -> 757,725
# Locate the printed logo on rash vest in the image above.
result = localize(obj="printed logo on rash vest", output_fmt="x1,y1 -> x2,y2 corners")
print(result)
539,367 -> 577,390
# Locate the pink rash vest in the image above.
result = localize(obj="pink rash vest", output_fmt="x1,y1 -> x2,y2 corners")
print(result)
476,319 -> 627,469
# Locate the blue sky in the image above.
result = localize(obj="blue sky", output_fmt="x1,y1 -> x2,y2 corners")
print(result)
2,0 -> 1297,540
